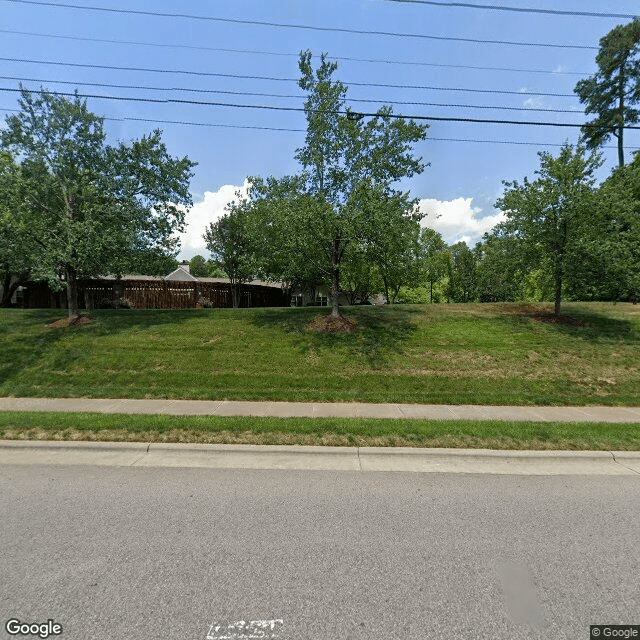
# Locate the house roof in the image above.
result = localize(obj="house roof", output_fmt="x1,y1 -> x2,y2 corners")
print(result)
97,273 -> 283,289
165,266 -> 197,281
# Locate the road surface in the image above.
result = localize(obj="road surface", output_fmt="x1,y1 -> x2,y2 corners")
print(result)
1,463 -> 639,639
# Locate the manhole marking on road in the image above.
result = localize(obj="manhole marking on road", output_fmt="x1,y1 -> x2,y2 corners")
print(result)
205,619 -> 284,640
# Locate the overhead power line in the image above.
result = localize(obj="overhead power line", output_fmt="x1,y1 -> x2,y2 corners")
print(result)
386,0 -> 638,19
4,86 -> 636,130
0,57 -> 578,97
0,75 -> 583,114
1,105 -> 638,151
2,0 -> 597,49
0,28 -> 588,75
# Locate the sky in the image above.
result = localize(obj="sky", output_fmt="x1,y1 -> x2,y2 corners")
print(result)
2,0 -> 639,259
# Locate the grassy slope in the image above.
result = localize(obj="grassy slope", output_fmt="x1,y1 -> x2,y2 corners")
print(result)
1,302 -> 639,406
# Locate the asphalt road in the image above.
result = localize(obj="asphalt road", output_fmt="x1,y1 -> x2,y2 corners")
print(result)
1,464 -> 639,640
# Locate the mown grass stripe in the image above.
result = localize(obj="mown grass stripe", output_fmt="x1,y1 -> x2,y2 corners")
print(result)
1,412 -> 639,450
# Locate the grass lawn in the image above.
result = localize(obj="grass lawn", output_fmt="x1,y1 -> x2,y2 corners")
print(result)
1,302 -> 639,406
2,412 -> 639,450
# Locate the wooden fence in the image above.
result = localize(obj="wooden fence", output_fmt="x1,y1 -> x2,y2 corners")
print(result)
21,279 -> 289,309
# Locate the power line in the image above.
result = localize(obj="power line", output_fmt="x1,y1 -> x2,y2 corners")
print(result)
0,28 -> 589,75
0,75 -> 583,114
1,105 -> 638,150
2,0 -> 598,49
386,0 -> 638,19
4,86 -> 634,129
0,57 -> 579,97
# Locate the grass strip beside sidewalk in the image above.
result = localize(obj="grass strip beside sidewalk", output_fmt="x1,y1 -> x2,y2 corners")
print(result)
1,412 -> 639,451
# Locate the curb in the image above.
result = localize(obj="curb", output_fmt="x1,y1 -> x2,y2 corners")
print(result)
1,440 -> 640,476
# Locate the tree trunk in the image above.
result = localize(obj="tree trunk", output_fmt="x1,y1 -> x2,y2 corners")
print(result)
554,269 -> 562,316
66,265 -> 80,318
330,267 -> 340,317
330,238 -> 340,317
230,281 -> 240,308
618,71 -> 625,168
1,272 -> 18,307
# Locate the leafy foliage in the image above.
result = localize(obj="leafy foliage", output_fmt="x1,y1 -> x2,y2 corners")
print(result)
574,18 -> 640,166
2,87 -> 195,316
204,198 -> 256,307
494,143 -> 602,314
245,51 -> 428,316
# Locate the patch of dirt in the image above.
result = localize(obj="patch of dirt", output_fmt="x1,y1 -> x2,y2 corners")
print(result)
305,314 -> 359,334
46,314 -> 93,329
528,313 -> 589,328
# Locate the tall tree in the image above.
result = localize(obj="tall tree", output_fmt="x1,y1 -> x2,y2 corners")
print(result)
204,199 -> 256,308
355,184 -> 423,304
0,149 -> 33,306
446,242 -> 477,303
574,18 -> 640,167
418,227 -> 448,303
495,143 -> 602,315
474,230 -> 526,302
2,88 -> 195,317
566,153 -> 640,302
248,51 -> 428,317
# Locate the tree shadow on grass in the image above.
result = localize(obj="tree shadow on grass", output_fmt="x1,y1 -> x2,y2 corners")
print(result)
492,304 -> 639,344
0,308 -> 201,390
250,305 -> 421,366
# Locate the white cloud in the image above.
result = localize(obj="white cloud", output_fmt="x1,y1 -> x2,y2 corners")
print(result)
418,197 -> 506,246
176,180 -> 250,258
523,96 -> 545,109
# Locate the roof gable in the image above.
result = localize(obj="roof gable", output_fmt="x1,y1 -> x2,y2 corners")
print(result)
165,266 -> 197,281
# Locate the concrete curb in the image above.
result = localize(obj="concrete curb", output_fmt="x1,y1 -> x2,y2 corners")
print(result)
1,440 -> 639,476
1,397 -> 640,422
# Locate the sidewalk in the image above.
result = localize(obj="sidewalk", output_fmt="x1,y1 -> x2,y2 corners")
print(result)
1,397 -> 640,422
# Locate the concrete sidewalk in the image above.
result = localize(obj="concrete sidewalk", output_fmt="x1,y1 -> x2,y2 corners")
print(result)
1,397 -> 640,422
1,440 -> 640,476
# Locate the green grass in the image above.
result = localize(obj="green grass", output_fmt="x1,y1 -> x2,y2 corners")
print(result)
1,302 -> 639,406
1,411 -> 639,450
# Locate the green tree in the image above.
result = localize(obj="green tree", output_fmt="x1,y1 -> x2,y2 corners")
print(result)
474,231 -> 526,302
0,149 -> 35,306
340,242 -> 379,305
189,254 -> 209,277
248,51 -> 428,317
2,88 -> 195,317
418,227 -> 448,303
446,242 -> 477,303
204,200 -> 256,308
356,184 -> 423,304
566,153 -> 640,301
574,18 -> 640,167
495,143 -> 602,315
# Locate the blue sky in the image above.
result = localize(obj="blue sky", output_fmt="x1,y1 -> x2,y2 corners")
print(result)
2,0 -> 639,258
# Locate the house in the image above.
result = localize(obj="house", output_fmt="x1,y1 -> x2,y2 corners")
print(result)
17,267 -> 290,310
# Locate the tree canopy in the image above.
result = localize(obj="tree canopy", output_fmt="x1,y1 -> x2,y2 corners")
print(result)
2,87 -> 195,316
574,18 -> 640,167
495,142 -> 602,315
244,51 -> 429,317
